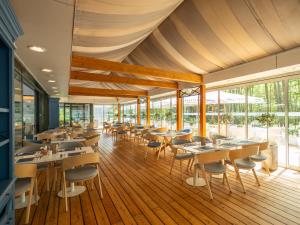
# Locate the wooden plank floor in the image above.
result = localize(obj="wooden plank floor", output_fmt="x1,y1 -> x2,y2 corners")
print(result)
16,133 -> 300,225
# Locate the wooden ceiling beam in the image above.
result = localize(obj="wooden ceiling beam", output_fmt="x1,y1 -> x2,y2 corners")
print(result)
72,55 -> 202,84
69,86 -> 147,98
70,71 -> 178,89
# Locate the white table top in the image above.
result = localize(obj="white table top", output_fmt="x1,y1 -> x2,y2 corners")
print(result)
51,138 -> 86,144
174,139 -> 261,155
15,146 -> 94,164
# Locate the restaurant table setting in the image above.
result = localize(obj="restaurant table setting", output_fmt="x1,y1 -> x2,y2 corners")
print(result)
173,138 -> 262,187
15,145 -> 94,201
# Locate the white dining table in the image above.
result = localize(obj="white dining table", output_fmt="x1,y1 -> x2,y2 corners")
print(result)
51,137 -> 86,144
15,146 -> 94,204
174,139 -> 261,187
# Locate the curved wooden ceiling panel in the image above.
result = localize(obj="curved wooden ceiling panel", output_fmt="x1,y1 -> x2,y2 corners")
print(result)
71,0 -> 300,94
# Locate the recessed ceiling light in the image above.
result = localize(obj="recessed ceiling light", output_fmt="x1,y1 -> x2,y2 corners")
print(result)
48,80 -> 56,83
27,45 -> 46,53
53,90 -> 59,92
52,87 -> 58,89
41,68 -> 52,73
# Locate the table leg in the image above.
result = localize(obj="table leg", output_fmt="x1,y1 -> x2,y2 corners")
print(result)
15,192 -> 40,209
57,182 -> 86,198
186,155 -> 206,187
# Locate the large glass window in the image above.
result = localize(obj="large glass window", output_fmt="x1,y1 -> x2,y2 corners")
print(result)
14,73 -> 22,148
23,84 -> 35,140
183,95 -> 199,134
140,101 -> 146,125
206,91 -> 219,138
220,88 -> 246,138
288,79 -> 300,168
59,103 -> 91,127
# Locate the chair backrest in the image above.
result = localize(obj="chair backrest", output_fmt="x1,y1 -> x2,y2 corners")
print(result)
148,134 -> 164,142
60,141 -> 84,150
36,132 -> 54,141
192,136 -> 212,144
15,163 -> 37,178
229,146 -> 259,161
258,142 -> 269,151
62,152 -> 100,170
197,150 -> 229,164
176,133 -> 193,142
83,135 -> 100,147
154,127 -> 168,133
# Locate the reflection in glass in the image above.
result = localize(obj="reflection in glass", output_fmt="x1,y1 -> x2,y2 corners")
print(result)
23,84 -> 35,140
14,73 -> 22,149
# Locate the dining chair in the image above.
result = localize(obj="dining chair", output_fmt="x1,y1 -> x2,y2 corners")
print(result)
103,122 -> 111,134
247,142 -> 270,175
153,127 -> 168,133
194,150 -> 231,199
15,163 -> 38,224
145,134 -> 165,160
192,136 -> 212,145
116,125 -> 128,141
170,133 -> 193,179
227,145 -> 260,193
62,152 -> 103,211
82,135 -> 100,149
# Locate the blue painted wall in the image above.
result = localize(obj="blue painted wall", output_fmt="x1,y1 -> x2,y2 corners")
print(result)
49,98 -> 60,128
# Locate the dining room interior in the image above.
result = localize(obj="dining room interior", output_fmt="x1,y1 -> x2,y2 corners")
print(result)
1,0 -> 300,225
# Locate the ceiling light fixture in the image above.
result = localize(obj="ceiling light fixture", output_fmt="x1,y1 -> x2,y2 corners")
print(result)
52,87 -> 58,89
41,68 -> 52,73
48,80 -> 56,83
27,45 -> 46,53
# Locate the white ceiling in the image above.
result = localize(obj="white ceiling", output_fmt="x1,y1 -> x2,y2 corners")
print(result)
11,0 -> 74,97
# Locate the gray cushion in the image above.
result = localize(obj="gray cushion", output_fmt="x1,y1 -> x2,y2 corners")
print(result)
175,153 -> 193,160
250,154 -> 267,161
60,142 -> 83,150
65,165 -> 97,182
194,162 -> 225,173
148,141 -> 161,148
37,162 -> 49,170
235,159 -> 256,169
172,139 -> 190,145
117,131 -> 126,134
15,178 -> 31,195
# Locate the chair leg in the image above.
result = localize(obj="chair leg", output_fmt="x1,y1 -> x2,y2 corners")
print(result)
34,178 -> 38,206
97,165 -> 104,198
189,158 -> 195,171
234,166 -> 246,193
63,172 -> 68,212
25,181 -> 34,224
201,166 -> 213,200
193,167 -> 198,186
157,147 -> 161,160
187,159 -> 191,171
170,157 -> 175,175
252,168 -> 260,186
209,174 -> 212,183
223,172 -> 231,193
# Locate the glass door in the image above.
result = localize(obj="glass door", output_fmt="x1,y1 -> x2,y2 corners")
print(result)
22,84 -> 35,140
14,73 -> 22,148
288,79 -> 300,169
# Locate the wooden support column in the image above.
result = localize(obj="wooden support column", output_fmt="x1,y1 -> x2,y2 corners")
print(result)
146,96 -> 150,126
176,90 -> 183,131
199,85 -> 206,137
118,103 -> 121,122
137,98 -> 141,125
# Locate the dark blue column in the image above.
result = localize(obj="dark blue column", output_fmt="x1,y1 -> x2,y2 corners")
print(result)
49,98 -> 60,129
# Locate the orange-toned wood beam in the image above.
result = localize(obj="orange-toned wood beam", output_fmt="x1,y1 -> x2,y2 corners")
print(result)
137,98 -> 141,125
69,86 -> 147,98
70,71 -> 178,89
72,55 -> 202,84
176,90 -> 183,131
146,96 -> 150,126
199,85 -> 206,137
